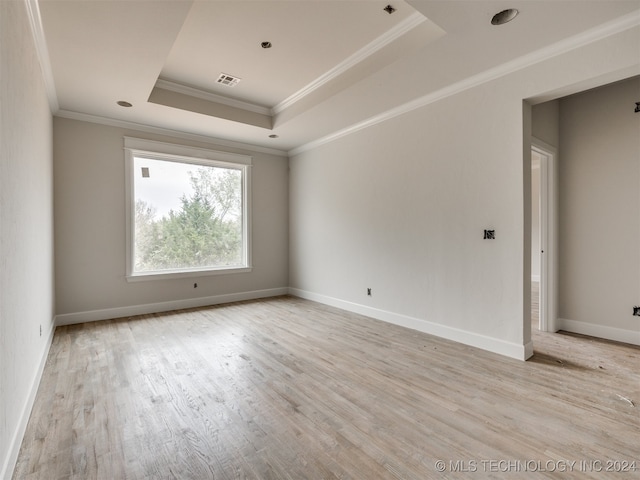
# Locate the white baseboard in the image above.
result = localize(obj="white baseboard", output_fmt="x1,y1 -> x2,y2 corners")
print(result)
558,318 -> 640,346
2,318 -> 56,480
524,340 -> 534,360
288,288 -> 531,361
55,287 -> 289,326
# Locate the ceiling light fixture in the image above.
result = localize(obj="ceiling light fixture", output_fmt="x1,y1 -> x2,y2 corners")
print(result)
261,41 -> 272,49
117,100 -> 132,107
491,8 -> 518,25
383,4 -> 396,14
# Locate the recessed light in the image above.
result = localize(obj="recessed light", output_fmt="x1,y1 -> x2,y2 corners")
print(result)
269,134 -> 279,139
491,9 -> 518,25
261,41 -> 272,49
117,100 -> 133,107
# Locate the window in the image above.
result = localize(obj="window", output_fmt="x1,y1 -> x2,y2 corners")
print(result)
124,138 -> 251,280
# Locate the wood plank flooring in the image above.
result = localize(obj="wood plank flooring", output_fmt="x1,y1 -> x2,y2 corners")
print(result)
13,293 -> 640,479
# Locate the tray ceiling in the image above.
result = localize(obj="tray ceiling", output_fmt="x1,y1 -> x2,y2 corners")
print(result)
37,0 -> 640,152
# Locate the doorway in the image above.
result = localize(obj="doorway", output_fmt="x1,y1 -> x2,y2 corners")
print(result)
531,140 -> 556,333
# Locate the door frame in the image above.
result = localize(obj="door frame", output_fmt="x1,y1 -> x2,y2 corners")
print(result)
531,139 -> 558,333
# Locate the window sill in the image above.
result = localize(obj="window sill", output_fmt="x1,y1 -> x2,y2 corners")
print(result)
126,266 -> 253,282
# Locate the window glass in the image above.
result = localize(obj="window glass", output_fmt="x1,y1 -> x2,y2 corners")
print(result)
133,156 -> 244,273
125,138 -> 251,280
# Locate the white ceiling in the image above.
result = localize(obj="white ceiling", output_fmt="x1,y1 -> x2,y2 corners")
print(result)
160,1 -> 424,108
37,0 -> 640,153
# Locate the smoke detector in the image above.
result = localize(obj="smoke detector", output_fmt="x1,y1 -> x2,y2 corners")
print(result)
216,73 -> 241,87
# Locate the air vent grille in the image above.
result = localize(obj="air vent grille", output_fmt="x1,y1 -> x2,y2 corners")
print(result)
216,73 -> 241,87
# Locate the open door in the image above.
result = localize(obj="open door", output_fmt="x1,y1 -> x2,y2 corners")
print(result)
532,140 -> 557,332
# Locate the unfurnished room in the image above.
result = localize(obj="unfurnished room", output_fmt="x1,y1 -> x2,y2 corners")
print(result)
1,1 -> 639,478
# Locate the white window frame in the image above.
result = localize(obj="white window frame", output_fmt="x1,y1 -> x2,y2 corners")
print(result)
124,137 -> 252,282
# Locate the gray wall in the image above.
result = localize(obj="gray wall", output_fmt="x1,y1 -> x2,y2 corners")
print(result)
0,2 -> 55,477
532,100 -> 560,148
54,118 -> 289,318
559,76 -> 640,338
289,25 -> 639,358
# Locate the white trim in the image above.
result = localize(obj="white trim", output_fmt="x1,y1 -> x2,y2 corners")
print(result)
55,110 -> 288,157
55,288 -> 288,326
558,318 -> 640,346
523,341 -> 534,360
1,318 -> 56,480
536,142 -> 548,332
155,79 -> 272,116
289,10 -> 640,156
288,288 -> 531,361
125,266 -> 253,283
125,147 -> 134,280
531,275 -> 540,282
532,138 -> 558,334
25,0 -> 59,113
124,137 -> 252,165
273,12 -> 426,116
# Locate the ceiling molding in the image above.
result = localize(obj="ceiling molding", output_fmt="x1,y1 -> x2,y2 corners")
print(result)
25,0 -> 59,113
272,11 -> 426,116
148,86 -> 273,129
289,9 -> 640,156
155,79 -> 272,116
55,110 -> 288,157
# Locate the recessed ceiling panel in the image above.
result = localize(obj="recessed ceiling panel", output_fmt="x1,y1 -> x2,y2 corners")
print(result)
159,0 -> 421,108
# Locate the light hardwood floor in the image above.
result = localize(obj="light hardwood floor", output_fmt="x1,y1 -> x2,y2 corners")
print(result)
13,293 -> 640,479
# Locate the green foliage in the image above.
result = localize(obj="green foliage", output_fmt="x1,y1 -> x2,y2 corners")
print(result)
134,167 -> 243,272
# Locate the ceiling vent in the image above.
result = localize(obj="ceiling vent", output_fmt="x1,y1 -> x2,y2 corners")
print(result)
216,73 -> 241,87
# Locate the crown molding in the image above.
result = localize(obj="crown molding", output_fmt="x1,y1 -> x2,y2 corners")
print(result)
272,11 -> 426,116
155,79 -> 272,116
55,110 -> 288,157
289,9 -> 640,156
25,0 -> 59,113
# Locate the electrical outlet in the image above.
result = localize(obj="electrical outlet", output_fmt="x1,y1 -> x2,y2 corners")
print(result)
194,283 -> 198,288
367,288 -> 372,296
39,325 -> 42,337
484,229 -> 496,240
633,306 -> 640,316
